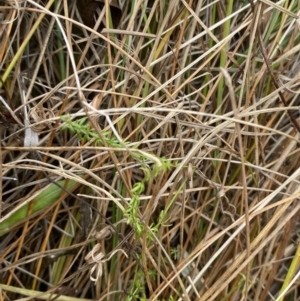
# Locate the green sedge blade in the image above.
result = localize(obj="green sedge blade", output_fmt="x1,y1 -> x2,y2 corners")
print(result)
0,180 -> 76,236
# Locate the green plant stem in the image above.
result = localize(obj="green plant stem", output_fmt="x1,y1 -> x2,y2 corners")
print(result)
216,0 -> 233,115
277,243 -> 300,301
0,0 -> 56,89
0,284 -> 93,301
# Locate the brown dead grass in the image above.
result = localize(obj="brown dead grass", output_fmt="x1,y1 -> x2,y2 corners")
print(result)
0,0 -> 300,300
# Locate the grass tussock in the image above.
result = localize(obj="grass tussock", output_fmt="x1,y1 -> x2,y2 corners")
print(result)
0,0 -> 300,300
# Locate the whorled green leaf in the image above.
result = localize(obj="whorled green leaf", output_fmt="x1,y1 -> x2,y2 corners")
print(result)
0,180 -> 76,236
